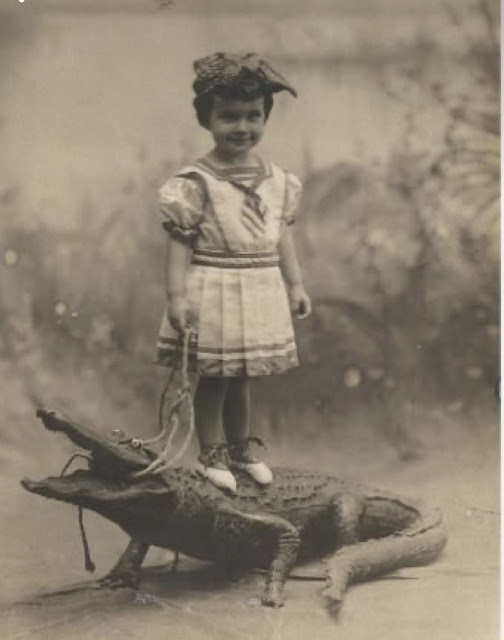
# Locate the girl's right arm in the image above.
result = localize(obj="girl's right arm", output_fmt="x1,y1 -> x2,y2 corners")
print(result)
165,235 -> 192,333
159,174 -> 205,332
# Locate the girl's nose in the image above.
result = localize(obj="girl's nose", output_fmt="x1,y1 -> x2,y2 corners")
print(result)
234,118 -> 248,132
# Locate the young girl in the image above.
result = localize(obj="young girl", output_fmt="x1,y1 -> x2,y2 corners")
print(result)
156,52 -> 311,492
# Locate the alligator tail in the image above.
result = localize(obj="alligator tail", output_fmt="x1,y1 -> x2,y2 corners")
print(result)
323,507 -> 447,606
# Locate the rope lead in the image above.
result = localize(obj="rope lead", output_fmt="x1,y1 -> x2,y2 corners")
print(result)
132,328 -> 195,478
79,506 -> 96,573
59,453 -> 96,573
59,329 -> 195,573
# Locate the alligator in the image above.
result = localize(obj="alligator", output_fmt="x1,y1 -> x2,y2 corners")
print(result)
21,409 -> 447,610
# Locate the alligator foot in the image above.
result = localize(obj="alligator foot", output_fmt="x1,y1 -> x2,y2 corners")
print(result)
261,587 -> 284,608
97,539 -> 149,590
213,507 -> 300,608
97,571 -> 139,590
323,552 -> 351,615
322,586 -> 344,615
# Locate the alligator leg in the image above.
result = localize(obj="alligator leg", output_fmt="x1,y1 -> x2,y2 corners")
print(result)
214,506 -> 300,608
99,539 -> 150,589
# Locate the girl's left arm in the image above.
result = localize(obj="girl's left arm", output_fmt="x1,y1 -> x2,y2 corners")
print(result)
278,227 -> 311,319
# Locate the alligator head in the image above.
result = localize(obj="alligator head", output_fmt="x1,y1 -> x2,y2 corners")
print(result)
20,409 -> 180,534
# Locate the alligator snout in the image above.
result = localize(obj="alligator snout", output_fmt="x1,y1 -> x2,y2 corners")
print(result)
21,472 -> 91,500
36,408 -> 68,432
20,477 -> 39,493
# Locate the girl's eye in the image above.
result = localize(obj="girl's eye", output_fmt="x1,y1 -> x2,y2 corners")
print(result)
216,110 -> 263,122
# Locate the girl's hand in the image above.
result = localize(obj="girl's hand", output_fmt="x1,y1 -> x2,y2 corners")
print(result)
288,284 -> 312,320
168,294 -> 189,333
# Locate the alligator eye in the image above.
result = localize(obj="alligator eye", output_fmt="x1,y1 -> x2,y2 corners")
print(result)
130,438 -> 143,449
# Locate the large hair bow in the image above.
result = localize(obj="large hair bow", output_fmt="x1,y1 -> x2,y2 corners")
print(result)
192,52 -> 297,97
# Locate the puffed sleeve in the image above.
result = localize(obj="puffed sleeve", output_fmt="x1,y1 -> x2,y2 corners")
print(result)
159,175 -> 205,244
283,171 -> 302,226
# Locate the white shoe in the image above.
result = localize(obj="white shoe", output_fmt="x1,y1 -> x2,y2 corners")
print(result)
231,460 -> 273,485
195,446 -> 237,493
228,440 -> 273,486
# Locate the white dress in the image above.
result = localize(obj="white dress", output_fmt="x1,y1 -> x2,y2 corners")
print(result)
156,156 -> 302,377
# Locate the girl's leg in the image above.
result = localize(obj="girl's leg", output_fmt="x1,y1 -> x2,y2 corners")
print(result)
194,376 -> 237,492
223,377 -> 250,444
194,376 -> 230,448
224,378 -> 273,485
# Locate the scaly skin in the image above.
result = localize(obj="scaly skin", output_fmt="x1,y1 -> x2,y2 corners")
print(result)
21,409 -> 447,609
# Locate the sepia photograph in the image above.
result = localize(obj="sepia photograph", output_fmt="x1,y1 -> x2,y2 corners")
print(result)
0,1 -> 499,638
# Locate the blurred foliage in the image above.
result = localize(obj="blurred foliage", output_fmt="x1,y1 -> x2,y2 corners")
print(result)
257,0 -> 499,453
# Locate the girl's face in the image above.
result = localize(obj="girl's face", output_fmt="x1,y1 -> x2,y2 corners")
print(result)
207,95 -> 266,161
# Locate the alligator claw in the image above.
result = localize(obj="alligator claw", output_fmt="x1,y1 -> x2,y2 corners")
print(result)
261,597 -> 284,608
98,573 -> 139,590
261,587 -> 284,608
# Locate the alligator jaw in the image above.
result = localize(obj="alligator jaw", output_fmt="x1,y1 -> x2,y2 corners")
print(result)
21,470 -> 116,506
35,409 -> 151,473
21,469 -> 170,509
21,477 -> 49,495
24,411 -> 177,518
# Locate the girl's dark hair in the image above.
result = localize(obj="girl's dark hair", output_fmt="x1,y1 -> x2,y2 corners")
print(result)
193,85 -> 274,128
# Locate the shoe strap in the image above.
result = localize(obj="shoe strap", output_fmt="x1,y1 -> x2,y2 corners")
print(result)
199,444 -> 230,468
247,435 -> 267,449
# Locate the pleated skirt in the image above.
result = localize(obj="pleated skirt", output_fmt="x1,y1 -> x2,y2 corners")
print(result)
156,250 -> 298,376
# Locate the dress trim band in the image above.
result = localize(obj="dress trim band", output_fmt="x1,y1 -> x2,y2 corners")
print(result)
192,249 -> 279,269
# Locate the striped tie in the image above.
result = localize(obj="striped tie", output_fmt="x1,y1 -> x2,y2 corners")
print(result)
229,180 -> 267,238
